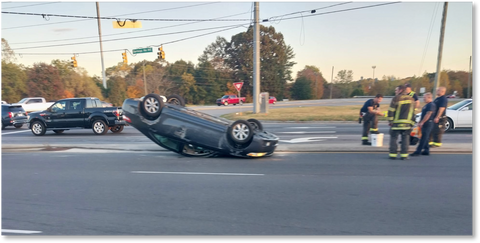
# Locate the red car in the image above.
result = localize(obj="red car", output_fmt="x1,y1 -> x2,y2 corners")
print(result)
269,96 -> 277,104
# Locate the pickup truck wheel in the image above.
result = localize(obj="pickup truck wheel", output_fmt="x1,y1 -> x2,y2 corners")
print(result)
141,93 -> 164,120
110,125 -> 124,133
224,101 -> 228,106
166,94 -> 185,107
31,121 -> 46,136
14,124 -> 23,128
53,130 -> 64,134
92,120 -> 108,135
228,120 -> 253,145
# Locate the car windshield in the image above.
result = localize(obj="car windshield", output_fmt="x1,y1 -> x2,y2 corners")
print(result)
221,95 -> 229,99
447,100 -> 471,110
18,98 -> 28,103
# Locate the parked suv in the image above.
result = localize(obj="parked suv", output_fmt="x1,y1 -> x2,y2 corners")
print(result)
2,104 -> 28,129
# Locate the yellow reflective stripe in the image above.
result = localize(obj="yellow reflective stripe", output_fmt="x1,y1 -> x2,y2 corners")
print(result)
433,143 -> 442,146
370,128 -> 378,131
388,107 -> 396,111
389,153 -> 397,157
429,142 -> 434,145
391,127 -> 411,130
388,117 -> 394,121
362,137 -> 368,140
409,91 -> 415,97
398,100 -> 412,105
400,154 -> 408,157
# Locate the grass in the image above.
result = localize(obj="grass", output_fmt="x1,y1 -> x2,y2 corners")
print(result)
220,101 -> 457,122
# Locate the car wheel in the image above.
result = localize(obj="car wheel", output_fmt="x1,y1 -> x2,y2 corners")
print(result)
224,101 -> 228,106
141,93 -> 164,120
92,120 -> 108,135
110,125 -> 124,133
228,120 -> 253,144
217,104 -> 221,106
247,118 -> 263,132
53,130 -> 64,134
444,117 -> 453,132
180,144 -> 218,157
31,121 -> 46,136
166,94 -> 186,107
14,124 -> 23,128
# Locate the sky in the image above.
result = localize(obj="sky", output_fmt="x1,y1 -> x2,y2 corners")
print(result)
0,0 -> 474,82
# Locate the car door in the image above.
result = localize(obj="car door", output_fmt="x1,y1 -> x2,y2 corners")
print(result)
64,99 -> 86,127
456,102 -> 472,127
49,100 -> 68,128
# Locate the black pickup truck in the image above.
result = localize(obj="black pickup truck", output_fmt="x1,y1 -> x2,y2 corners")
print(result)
28,97 -> 126,136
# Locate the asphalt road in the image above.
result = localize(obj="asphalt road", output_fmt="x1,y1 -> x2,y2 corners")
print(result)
2,151 -> 472,235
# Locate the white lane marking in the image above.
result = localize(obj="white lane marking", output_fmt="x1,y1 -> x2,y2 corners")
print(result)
2,229 -> 42,234
1,130 -> 31,135
56,149 -> 161,153
279,137 -> 338,143
131,171 -> 264,176
277,131 -> 336,134
288,127 -> 336,129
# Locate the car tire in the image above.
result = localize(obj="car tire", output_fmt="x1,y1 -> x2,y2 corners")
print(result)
444,117 -> 453,132
224,101 -> 228,106
228,120 -> 253,145
31,121 -> 46,136
110,125 -> 124,133
14,124 -> 23,128
247,118 -> 263,132
53,130 -> 64,134
92,120 -> 108,135
141,93 -> 164,120
166,94 -> 186,107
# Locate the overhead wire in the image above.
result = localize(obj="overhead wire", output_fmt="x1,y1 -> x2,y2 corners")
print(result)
268,1 -> 353,23
418,3 -> 440,76
1,2 -> 61,9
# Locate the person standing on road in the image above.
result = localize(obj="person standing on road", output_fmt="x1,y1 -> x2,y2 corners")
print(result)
405,83 -> 420,110
388,85 -> 415,160
360,94 -> 384,145
410,92 -> 436,156
429,87 -> 448,148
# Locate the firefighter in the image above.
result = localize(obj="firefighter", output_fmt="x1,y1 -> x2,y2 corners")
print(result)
360,94 -> 384,145
405,83 -> 420,110
388,85 -> 415,160
429,86 -> 448,148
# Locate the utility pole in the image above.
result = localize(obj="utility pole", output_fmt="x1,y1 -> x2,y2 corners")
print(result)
143,60 -> 147,95
372,66 -> 376,80
96,2 -> 107,89
433,2 -> 448,99
330,66 -> 334,99
315,73 -> 318,99
253,2 -> 260,113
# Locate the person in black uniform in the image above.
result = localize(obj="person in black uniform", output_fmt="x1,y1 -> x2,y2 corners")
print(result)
405,83 -> 420,110
410,92 -> 436,156
429,87 -> 448,147
360,94 -> 383,145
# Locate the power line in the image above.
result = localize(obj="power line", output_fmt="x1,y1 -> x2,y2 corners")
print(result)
1,2 -> 61,9
9,11 -> 251,45
7,23 -> 248,51
12,24 -> 245,55
268,1 -> 353,22
2,2 -> 221,30
418,3 -> 440,76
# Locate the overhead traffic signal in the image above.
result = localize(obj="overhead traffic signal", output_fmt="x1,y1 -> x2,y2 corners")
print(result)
122,51 -> 128,64
157,46 -> 165,60
71,56 -> 77,67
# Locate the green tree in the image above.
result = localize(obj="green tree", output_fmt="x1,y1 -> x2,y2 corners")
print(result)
107,76 -> 127,106
291,77 -> 313,100
1,61 -> 27,103
1,38 -> 16,63
26,63 -> 65,101
225,25 -> 296,100
296,65 -> 325,99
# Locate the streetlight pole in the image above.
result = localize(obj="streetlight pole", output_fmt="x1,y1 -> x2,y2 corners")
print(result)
372,66 -> 376,80
330,66 -> 334,99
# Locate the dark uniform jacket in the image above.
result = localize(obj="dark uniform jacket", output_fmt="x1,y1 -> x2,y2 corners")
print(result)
387,93 -> 415,130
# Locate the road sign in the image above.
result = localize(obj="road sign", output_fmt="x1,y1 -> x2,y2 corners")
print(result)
133,47 -> 153,54
233,82 -> 244,92
420,87 -> 426,93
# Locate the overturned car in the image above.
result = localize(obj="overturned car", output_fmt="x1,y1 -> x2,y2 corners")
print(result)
122,94 -> 279,158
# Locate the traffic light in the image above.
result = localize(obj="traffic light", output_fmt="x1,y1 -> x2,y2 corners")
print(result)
157,46 -> 165,60
71,56 -> 77,67
122,51 -> 128,64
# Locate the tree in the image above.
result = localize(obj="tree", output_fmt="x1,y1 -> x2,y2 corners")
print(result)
107,76 -> 126,106
291,77 -> 313,100
225,25 -> 296,100
296,65 -> 325,99
51,59 -> 104,99
1,61 -> 27,103
1,38 -> 16,63
26,63 -> 65,101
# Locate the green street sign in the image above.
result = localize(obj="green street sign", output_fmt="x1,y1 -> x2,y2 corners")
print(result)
133,47 -> 153,54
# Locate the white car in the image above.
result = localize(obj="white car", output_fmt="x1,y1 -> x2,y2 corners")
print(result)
415,99 -> 472,132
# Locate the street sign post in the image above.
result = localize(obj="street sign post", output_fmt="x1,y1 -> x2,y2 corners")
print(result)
133,47 -> 153,54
